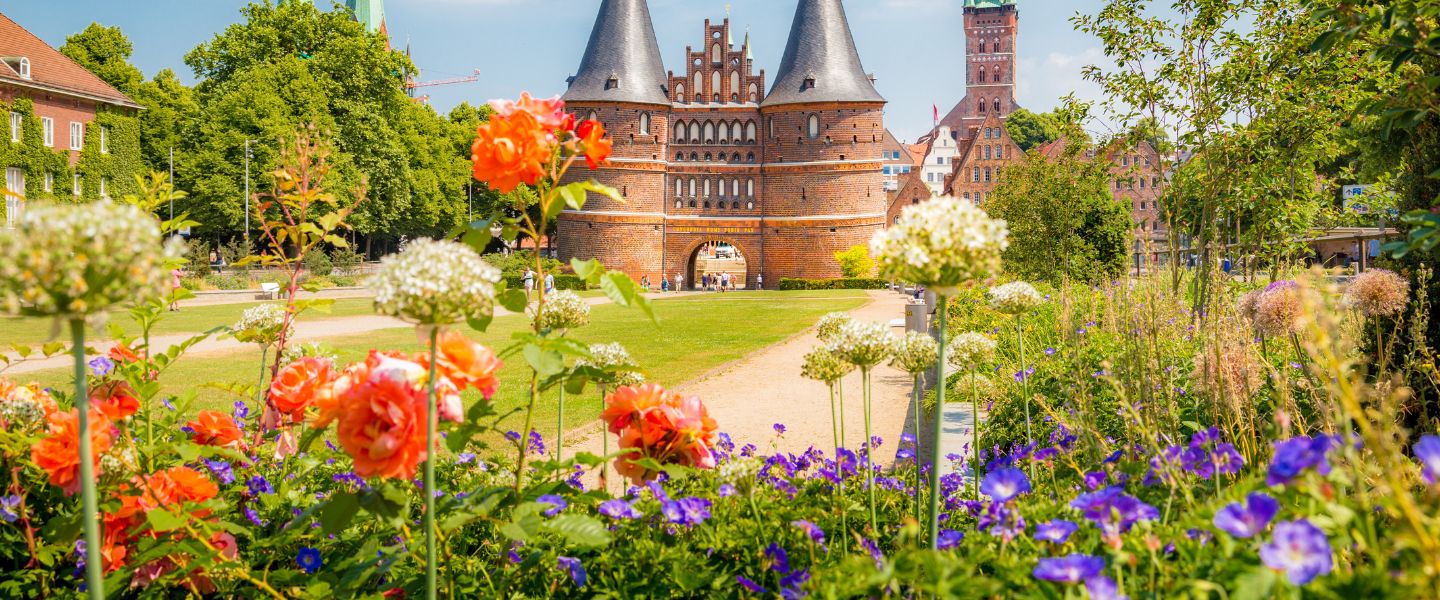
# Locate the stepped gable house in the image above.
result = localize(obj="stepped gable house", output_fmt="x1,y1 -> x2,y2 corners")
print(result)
556,0 -> 888,287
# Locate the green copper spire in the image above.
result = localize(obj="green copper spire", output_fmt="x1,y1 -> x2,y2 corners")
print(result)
743,27 -> 752,61
346,0 -> 386,34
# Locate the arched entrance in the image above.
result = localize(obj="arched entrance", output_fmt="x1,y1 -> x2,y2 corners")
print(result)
687,239 -> 749,291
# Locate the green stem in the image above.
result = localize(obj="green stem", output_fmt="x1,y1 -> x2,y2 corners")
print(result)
1017,315 -> 1034,480
423,327 -> 439,600
829,383 -> 840,455
912,373 -> 923,524
600,385 -> 609,494
838,384 -> 847,451
927,295 -> 948,549
862,367 -> 876,533
971,370 -> 981,502
256,345 -> 269,414
515,373 -> 538,492
556,388 -> 565,467
72,319 -> 104,600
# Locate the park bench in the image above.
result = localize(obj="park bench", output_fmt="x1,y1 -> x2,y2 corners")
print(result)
258,282 -> 282,300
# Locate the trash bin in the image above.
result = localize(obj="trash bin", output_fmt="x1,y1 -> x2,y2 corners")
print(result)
905,301 -> 928,335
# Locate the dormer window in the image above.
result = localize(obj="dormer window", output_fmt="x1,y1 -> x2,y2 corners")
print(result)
18,57 -> 30,79
802,72 -> 816,90
605,72 -> 619,90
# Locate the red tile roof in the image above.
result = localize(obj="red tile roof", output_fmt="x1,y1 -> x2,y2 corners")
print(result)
0,11 -> 140,108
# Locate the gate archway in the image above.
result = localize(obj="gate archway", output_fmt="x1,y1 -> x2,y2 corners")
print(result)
686,239 -> 749,291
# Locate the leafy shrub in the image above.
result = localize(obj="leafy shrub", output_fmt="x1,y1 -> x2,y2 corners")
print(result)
833,244 -> 875,278
485,251 -> 563,278
185,239 -> 213,277
303,248 -> 334,276
330,246 -> 364,275
217,238 -> 251,271
502,273 -> 586,290
778,278 -> 889,290
331,275 -> 358,287
204,272 -> 252,290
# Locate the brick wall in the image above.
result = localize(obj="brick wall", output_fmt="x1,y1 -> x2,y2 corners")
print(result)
1,85 -> 98,166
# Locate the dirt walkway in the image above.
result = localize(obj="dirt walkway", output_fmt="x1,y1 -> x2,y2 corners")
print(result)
566,289 -> 919,493
1,293 -> 700,375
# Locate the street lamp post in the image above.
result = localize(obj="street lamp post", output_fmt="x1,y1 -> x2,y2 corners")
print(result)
244,139 -> 252,249
168,147 -> 174,221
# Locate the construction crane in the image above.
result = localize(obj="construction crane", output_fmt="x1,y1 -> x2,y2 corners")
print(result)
405,69 -> 480,99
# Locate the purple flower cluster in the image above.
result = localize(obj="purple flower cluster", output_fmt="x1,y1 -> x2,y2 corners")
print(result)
1180,428 -> 1245,480
661,497 -> 711,527
1069,487 -> 1158,540
1033,554 -> 1124,599
1415,435 -> 1440,485
536,494 -> 567,517
791,520 -> 827,550
1213,492 -> 1279,539
1266,435 -> 1338,486
1033,520 -> 1078,544
976,469 -> 1029,540
752,543 -> 810,598
557,556 -> 587,589
1259,519 -> 1333,585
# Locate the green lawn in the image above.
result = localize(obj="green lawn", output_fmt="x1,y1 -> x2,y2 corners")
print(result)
0,298 -> 380,348
23,290 -> 870,439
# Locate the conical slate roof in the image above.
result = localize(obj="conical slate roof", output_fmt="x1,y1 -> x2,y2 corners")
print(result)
562,0 -> 670,106
762,0 -> 884,107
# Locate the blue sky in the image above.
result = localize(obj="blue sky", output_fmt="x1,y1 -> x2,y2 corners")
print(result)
2,0 -> 1124,142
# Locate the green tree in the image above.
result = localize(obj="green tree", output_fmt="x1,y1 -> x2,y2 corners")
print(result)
59,23 -> 143,95
130,69 -> 199,176
1005,108 -> 1063,151
985,127 -> 1131,283
834,244 -> 875,278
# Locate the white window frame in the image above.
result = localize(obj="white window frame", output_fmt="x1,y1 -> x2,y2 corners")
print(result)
99,176 -> 109,199
4,167 -> 23,228
9,112 -> 19,143
42,117 -> 53,147
69,122 -> 83,151
100,126 -> 108,154
43,172 -> 53,193
73,174 -> 82,196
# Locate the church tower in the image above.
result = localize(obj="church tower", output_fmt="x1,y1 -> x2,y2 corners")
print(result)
557,0 -> 671,277
935,0 -> 1019,136
758,0 -> 888,280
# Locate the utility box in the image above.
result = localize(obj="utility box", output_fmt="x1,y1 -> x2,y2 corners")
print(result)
905,301 -> 928,335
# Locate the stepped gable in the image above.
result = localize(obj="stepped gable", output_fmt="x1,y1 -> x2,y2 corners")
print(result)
762,0 -> 883,107
562,0 -> 670,106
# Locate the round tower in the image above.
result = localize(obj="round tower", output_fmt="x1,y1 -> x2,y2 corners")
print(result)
758,0 -> 887,281
557,0 -> 671,278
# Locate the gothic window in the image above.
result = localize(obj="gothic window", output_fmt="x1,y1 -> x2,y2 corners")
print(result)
703,122 -> 715,144
807,114 -> 820,139
718,123 -> 729,144
747,179 -> 754,196
732,121 -> 742,142
689,200 -> 696,208
676,84 -> 685,102
712,43 -> 722,63
693,72 -> 702,98
732,178 -> 740,197
675,179 -> 682,196
690,152 -> 698,161
711,71 -> 721,98
979,66 -> 985,83
994,70 -> 1002,82
689,122 -> 700,143
703,179 -> 711,197
731,152 -> 740,162
675,120 -> 686,143
746,121 -> 757,142
993,41 -> 1000,52
993,99 -> 1001,112
639,112 -> 651,135
675,152 -> 684,161
730,71 -> 739,95
688,178 -> 696,196
979,98 -> 987,113
748,83 -> 758,102
746,152 -> 755,162
705,152 -> 712,161
718,179 -> 726,196
585,111 -> 597,123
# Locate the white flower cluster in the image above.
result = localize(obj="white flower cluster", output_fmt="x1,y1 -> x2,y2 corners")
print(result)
280,341 -> 338,366
370,238 -> 501,326
815,312 -> 853,343
826,320 -> 896,369
889,331 -> 939,375
989,281 -> 1044,315
870,196 -> 1008,295
534,290 -> 591,332
231,303 -> 291,346
0,385 -> 47,428
578,342 -> 645,387
948,332 -> 998,372
717,456 -> 762,485
800,347 -> 854,383
0,200 -> 180,318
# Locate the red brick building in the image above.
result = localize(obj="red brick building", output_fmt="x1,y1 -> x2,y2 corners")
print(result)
1,11 -> 142,227
1038,137 -> 1167,244
557,0 -> 887,288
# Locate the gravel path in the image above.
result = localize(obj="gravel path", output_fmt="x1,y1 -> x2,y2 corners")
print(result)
564,290 -> 919,493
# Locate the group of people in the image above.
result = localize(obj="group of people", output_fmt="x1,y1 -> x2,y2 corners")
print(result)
520,268 -> 555,299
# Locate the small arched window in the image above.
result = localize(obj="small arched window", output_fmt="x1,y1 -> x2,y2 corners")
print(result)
732,121 -> 743,142
746,121 -> 757,142
712,43 -> 722,63
718,179 -> 726,196
993,99 -> 1001,112
718,123 -> 729,144
675,179 -> 682,196
730,71 -> 740,95
675,120 -> 687,143
807,114 -> 820,139
767,118 -> 775,138
748,83 -> 758,102
676,83 -> 685,102
689,122 -> 701,143
747,179 -> 755,196
693,72 -> 703,98
639,112 -> 651,135
688,178 -> 696,196
18,57 -> 30,79
585,111 -> 597,124
732,179 -> 740,196
979,98 -> 987,113
676,152 -> 684,161
993,41 -> 1001,52
711,71 -> 721,98
703,179 -> 711,197
984,146 -> 991,160
746,152 -> 754,162
978,66 -> 985,83
703,122 -> 715,143
994,69 -> 1003,83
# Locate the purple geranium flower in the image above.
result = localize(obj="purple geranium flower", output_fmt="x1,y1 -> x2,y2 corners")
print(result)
937,529 -> 965,550
1083,471 -> 1107,490
1259,519 -> 1333,585
1033,554 -> 1105,583
979,467 -> 1030,502
597,498 -> 641,520
736,575 -> 766,594
247,475 -> 274,496
1069,487 -> 1158,538
1085,574 -> 1128,600
1034,520 -> 1079,544
0,495 -> 20,523
88,356 -> 114,377
1267,435 -> 1337,486
537,494 -> 567,517
1213,492 -> 1279,539
661,497 -> 711,527
296,547 -> 322,574
774,423 -> 786,435
791,520 -> 826,549
1415,435 -> 1440,485
765,542 -> 789,574
557,556 -> 586,589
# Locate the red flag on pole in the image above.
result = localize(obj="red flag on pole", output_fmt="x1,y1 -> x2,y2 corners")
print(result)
933,104 -> 939,124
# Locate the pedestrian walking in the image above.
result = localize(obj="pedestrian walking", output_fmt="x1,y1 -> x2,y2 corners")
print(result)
661,276 -> 670,292
676,273 -> 684,291
523,268 -> 536,300
756,273 -> 763,290
169,267 -> 184,311
544,272 -> 555,295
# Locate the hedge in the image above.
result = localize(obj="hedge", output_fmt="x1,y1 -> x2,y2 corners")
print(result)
502,273 -> 587,291
778,278 -> 890,290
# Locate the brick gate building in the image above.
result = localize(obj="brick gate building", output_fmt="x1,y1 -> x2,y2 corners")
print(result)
556,0 -> 887,288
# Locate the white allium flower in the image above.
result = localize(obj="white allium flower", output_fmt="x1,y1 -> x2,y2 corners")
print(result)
815,312 -> 853,343
1345,268 -> 1409,318
280,341 -> 338,366
826,320 -> 896,369
0,200 -> 180,318
717,456 -> 762,485
370,238 -> 501,325
948,332 -> 997,372
533,290 -> 590,332
800,347 -> 854,383
890,331 -> 939,375
0,387 -> 46,428
989,281 -> 1044,315
231,303 -> 290,346
870,196 -> 1008,295
578,342 -> 645,387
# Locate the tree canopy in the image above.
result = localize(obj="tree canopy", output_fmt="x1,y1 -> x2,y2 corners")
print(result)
1004,108 -> 1063,151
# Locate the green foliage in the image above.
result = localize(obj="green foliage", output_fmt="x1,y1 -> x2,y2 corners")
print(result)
302,247 -> 334,276
1004,108 -> 1064,151
501,273 -> 586,291
985,132 -> 1130,283
778,278 -> 889,290
0,98 -> 73,211
58,23 -> 143,94
485,251 -> 563,279
329,246 -> 364,275
833,244 -> 875,278
130,69 -> 199,174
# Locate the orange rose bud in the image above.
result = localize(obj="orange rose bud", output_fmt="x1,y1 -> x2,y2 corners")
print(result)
92,380 -> 140,421
576,119 -> 613,169
434,330 -> 502,400
269,357 -> 334,422
187,410 -> 245,448
471,109 -> 551,193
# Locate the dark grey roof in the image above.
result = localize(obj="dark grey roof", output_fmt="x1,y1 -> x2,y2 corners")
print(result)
762,0 -> 884,107
562,0 -> 670,106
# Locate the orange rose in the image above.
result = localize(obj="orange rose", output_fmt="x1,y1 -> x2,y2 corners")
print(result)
269,357 -> 333,421
314,358 -> 372,429
29,409 -> 114,495
491,92 -> 569,131
601,384 -> 678,434
108,343 -> 140,364
92,380 -> 139,420
434,331 -> 502,399
335,374 -> 429,480
602,384 -> 718,483
575,119 -> 613,169
150,466 -> 219,505
187,411 -> 244,448
472,109 -> 551,194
